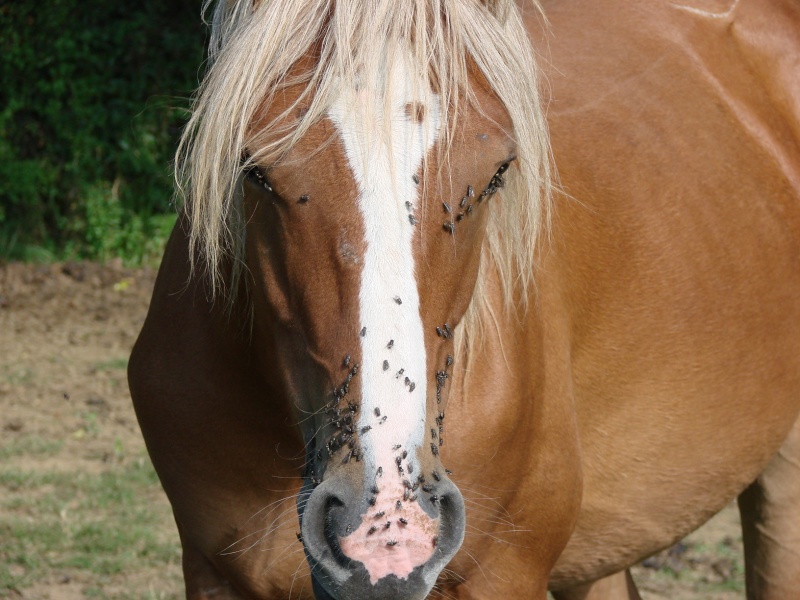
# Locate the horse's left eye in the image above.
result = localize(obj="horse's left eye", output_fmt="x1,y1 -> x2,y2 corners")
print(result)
480,162 -> 510,198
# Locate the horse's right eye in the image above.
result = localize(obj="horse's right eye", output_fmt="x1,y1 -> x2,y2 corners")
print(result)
244,163 -> 273,193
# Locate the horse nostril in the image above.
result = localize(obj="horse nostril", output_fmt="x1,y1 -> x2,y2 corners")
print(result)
428,480 -> 466,555
301,481 -> 352,582
322,496 -> 350,565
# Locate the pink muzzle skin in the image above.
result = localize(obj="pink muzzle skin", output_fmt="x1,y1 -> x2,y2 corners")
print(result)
338,480 -> 439,585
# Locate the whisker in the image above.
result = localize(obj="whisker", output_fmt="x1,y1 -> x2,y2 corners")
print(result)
462,500 -> 518,528
288,552 -> 310,599
464,524 -> 532,548
264,541 -> 307,574
240,493 -> 298,528
220,499 -> 308,557
459,546 -> 505,590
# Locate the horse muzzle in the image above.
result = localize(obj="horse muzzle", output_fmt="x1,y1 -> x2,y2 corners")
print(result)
300,476 -> 466,600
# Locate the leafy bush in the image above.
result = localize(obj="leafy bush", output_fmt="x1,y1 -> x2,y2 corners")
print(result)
0,0 -> 206,263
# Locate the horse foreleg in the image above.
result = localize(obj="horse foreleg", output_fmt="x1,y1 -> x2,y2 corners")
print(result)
738,414 -> 800,600
550,570 -> 641,600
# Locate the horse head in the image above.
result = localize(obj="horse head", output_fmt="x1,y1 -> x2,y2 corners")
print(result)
173,2 -> 549,597
243,62 -> 515,600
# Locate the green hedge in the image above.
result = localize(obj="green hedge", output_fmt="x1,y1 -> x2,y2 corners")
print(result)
0,0 -> 206,263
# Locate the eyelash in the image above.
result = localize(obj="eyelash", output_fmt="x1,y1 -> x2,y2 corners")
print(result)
243,158 -> 273,193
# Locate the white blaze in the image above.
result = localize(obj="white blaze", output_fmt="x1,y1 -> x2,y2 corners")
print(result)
328,55 -> 440,488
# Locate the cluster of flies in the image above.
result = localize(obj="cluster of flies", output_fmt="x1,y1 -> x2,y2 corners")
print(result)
382,318 -> 417,393
244,159 -> 311,205
310,312 -> 458,546
407,174 -> 420,225
313,355 -> 364,476
359,448 -> 451,548
319,324 -> 399,477
442,162 -> 509,234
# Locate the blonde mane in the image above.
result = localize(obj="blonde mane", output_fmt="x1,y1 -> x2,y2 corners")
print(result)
175,0 -> 552,348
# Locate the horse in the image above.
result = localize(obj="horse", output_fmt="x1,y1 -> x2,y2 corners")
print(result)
128,0 -> 800,598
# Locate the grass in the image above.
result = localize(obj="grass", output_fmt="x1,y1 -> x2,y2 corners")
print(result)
2,366 -> 34,386
93,358 -> 130,372
0,443 -> 181,598
0,436 -> 63,460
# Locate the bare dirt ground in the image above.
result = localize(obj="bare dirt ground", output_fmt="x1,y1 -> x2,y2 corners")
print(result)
0,261 -> 745,599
